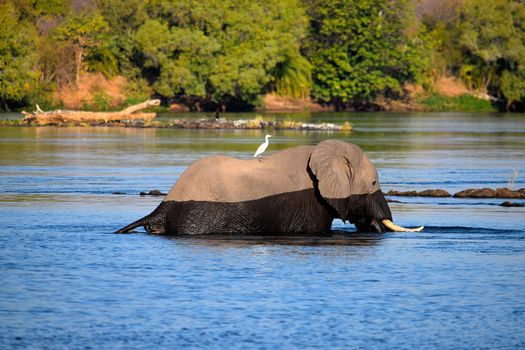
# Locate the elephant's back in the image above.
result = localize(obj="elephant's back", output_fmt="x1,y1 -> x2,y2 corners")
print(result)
165,145 -> 315,202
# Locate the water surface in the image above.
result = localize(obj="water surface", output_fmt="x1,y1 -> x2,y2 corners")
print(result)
1,112 -> 524,348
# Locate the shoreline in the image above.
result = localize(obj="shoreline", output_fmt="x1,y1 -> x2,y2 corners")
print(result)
0,89 -> 499,116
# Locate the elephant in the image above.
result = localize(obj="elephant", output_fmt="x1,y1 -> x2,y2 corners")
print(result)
116,140 -> 423,235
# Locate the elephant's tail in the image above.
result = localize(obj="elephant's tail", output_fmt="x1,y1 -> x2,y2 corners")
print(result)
115,202 -> 169,234
115,216 -> 150,234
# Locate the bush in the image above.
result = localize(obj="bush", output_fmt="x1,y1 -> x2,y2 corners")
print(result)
92,92 -> 112,111
420,94 -> 496,112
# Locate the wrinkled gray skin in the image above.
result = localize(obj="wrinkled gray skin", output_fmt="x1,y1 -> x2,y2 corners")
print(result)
117,140 -> 393,235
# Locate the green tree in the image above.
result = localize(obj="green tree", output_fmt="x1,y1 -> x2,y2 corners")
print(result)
95,0 -> 148,78
500,69 -> 525,110
0,1 -> 38,109
273,51 -> 312,99
53,13 -> 110,86
459,0 -> 525,109
304,0 -> 428,109
133,0 -> 308,110
419,0 -> 464,79
14,0 -> 69,21
96,0 -> 147,34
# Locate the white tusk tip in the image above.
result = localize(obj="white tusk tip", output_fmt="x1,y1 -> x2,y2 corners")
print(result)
382,219 -> 425,233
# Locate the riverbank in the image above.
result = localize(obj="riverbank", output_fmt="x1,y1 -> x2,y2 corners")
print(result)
5,73 -> 498,114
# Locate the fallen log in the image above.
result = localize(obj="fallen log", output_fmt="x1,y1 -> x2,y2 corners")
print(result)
22,99 -> 160,125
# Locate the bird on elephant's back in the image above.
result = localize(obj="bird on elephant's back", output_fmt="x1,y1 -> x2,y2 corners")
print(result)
117,140 -> 423,235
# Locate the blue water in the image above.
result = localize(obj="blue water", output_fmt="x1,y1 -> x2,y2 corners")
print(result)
1,112 -> 525,348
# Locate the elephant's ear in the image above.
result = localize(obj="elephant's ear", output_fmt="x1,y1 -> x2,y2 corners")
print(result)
308,140 -> 352,218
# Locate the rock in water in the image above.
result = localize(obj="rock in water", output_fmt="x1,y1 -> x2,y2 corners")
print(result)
500,201 -> 525,207
140,190 -> 167,196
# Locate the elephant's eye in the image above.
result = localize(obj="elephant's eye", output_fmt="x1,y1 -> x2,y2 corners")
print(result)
372,181 -> 377,186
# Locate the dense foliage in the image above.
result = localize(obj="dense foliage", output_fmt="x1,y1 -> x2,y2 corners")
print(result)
133,0 -> 308,110
423,0 -> 525,111
0,0 -> 523,111
0,2 -> 38,109
459,0 -> 525,110
304,0 -> 431,109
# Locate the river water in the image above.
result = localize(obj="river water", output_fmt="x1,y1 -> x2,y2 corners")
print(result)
0,112 -> 524,348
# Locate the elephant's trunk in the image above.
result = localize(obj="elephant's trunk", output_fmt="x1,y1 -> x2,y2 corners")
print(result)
381,219 -> 424,232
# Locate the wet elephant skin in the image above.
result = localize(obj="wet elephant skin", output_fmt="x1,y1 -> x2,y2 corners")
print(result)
140,189 -> 391,235
143,189 -> 333,235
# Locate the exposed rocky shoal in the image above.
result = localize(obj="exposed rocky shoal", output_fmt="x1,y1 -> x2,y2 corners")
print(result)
385,189 -> 452,197
385,187 -> 525,199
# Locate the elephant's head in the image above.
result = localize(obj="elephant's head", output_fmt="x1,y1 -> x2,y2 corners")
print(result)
308,140 -> 422,233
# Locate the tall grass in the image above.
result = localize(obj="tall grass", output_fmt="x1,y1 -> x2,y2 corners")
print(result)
420,94 -> 497,112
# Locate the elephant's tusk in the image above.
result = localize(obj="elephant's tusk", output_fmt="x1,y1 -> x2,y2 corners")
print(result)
382,219 -> 424,232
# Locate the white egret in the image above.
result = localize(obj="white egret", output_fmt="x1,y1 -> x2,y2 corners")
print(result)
253,134 -> 272,160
